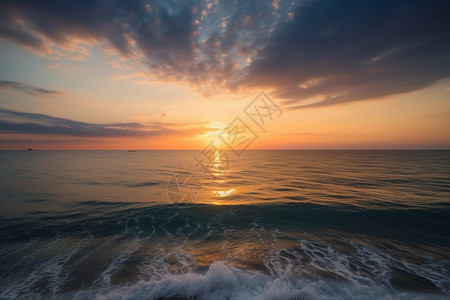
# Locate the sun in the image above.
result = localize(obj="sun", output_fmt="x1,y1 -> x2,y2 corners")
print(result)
201,121 -> 226,146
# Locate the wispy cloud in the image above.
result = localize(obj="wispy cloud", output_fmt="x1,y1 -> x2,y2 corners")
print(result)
0,81 -> 68,98
0,109 -> 216,138
0,138 -> 90,144
0,20 -> 50,54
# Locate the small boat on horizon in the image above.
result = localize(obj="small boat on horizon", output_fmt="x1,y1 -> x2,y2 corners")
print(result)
127,150 -> 136,152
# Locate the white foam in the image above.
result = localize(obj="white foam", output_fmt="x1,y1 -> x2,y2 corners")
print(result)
0,238 -> 85,299
2,220 -> 449,300
71,261 -> 447,300
94,239 -> 141,287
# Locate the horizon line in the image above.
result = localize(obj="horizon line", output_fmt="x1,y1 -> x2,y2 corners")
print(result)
1,149 -> 449,151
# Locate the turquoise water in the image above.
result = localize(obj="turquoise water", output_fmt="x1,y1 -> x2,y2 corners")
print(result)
0,150 -> 449,299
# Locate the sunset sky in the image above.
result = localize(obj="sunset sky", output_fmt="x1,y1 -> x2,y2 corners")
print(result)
0,0 -> 449,150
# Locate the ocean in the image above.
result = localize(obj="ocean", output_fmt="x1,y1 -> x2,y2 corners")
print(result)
0,150 -> 449,299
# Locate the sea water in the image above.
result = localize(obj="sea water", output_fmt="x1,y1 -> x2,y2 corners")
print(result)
0,150 -> 449,299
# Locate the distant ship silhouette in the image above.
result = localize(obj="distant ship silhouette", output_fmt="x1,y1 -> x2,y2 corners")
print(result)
28,148 -> 32,150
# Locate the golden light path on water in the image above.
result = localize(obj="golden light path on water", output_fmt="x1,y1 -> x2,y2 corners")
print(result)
209,149 -> 236,204
213,188 -> 236,198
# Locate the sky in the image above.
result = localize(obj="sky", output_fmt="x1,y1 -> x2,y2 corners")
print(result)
0,0 -> 449,150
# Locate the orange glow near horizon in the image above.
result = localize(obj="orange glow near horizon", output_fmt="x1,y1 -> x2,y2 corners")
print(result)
1,52 -> 449,150
1,0 -> 450,150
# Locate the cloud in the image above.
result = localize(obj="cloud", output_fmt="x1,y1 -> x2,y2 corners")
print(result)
0,138 -> 89,144
0,81 -> 67,98
0,0 -> 283,96
0,0 -> 449,106
0,20 -> 50,54
0,108 -> 215,137
238,0 -> 450,108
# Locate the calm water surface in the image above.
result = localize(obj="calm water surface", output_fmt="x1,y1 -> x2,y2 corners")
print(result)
0,150 -> 449,299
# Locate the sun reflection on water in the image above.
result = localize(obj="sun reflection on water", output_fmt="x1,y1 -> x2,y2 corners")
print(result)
212,188 -> 235,198
211,149 -> 228,178
209,149 -> 237,203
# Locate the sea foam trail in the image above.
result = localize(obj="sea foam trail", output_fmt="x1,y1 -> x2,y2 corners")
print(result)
1,202 -> 450,299
72,261 -> 447,300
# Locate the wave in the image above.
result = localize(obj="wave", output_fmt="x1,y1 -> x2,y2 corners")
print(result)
1,202 -> 450,247
1,202 -> 449,299
80,180 -> 162,188
67,261 -> 446,300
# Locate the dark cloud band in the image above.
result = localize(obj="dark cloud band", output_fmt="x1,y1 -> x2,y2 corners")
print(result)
0,109 -> 213,137
0,81 -> 67,98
